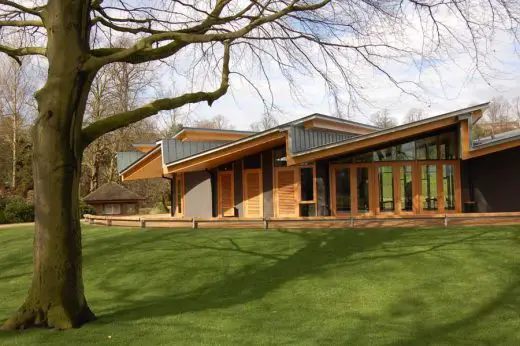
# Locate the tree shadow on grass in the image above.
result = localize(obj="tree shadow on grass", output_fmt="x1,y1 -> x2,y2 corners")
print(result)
87,227 -> 495,325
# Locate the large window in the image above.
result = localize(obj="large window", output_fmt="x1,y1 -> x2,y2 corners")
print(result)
443,164 -> 456,210
416,136 -> 438,160
176,175 -> 183,215
335,168 -> 351,213
300,167 -> 314,202
331,129 -> 457,163
378,166 -> 394,212
400,166 -> 413,212
104,203 -> 121,215
357,167 -> 370,213
421,165 -> 438,211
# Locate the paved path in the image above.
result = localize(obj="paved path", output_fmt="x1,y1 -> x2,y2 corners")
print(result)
0,222 -> 34,229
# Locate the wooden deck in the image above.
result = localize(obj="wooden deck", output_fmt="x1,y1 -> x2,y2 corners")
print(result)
83,212 -> 520,229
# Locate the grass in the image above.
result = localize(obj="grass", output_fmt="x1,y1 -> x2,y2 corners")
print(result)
1,225 -> 520,345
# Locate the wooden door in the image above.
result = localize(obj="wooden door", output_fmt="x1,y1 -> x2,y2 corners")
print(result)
218,171 -> 235,217
274,168 -> 299,217
243,169 -> 263,218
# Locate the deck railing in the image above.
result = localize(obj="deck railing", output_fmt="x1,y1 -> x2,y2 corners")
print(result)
83,212 -> 520,229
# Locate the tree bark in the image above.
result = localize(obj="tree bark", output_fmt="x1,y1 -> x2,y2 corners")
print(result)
1,0 -> 97,330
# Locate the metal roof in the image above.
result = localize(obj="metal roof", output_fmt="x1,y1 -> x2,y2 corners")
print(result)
117,151 -> 145,173
161,139 -> 229,165
289,126 -> 357,154
473,128 -> 520,148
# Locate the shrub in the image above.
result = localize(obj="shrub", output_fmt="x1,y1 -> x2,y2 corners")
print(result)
149,201 -> 169,214
79,200 -> 96,217
2,196 -> 34,224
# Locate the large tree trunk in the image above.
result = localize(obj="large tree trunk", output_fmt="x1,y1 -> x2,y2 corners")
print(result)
1,0 -> 96,330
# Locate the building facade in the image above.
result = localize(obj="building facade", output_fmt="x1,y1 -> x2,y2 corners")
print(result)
118,103 -> 520,219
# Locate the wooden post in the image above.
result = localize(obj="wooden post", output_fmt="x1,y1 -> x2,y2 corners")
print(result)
106,218 -> 112,227
444,214 -> 448,228
192,217 -> 198,229
263,218 -> 269,230
88,217 -> 94,225
350,216 -> 354,228
140,218 -> 146,228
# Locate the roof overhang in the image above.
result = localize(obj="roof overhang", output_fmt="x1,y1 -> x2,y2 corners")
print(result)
288,103 -> 489,165
164,130 -> 286,173
173,127 -> 256,142
132,143 -> 157,153
120,145 -> 163,181
302,117 -> 377,135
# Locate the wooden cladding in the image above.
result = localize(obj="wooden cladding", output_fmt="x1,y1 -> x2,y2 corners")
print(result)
243,169 -> 263,218
218,171 -> 235,217
274,168 -> 299,217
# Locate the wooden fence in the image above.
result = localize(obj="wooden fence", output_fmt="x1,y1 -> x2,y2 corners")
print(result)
83,212 -> 520,230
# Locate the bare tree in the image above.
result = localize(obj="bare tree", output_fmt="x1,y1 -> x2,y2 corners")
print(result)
193,114 -> 234,129
0,58 -> 35,190
404,108 -> 428,124
482,96 -> 514,136
0,0 -> 518,331
370,109 -> 397,129
250,112 -> 279,131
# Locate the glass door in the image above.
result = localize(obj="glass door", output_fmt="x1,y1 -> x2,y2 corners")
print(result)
332,166 -> 351,215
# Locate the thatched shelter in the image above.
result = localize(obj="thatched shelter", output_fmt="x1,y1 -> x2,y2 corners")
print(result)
84,183 -> 141,215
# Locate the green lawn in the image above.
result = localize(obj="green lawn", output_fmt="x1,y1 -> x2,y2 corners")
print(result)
1,225 -> 520,345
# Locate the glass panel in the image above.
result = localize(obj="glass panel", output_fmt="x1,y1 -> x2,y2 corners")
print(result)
378,166 -> 394,212
373,147 -> 396,162
416,136 -> 438,160
299,204 -> 316,217
331,155 -> 354,164
400,166 -> 413,212
421,165 -> 438,211
273,147 -> 287,167
243,153 -> 262,169
300,167 -> 314,202
354,152 -> 373,163
443,164 -> 456,210
395,141 -> 415,160
357,167 -> 370,213
439,131 -> 457,159
335,168 -> 351,213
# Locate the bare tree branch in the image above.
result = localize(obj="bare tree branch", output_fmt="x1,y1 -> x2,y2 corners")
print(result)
81,40 -> 231,146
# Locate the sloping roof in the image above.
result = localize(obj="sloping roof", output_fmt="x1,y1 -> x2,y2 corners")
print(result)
289,126 -> 358,154
117,152 -> 144,173
292,113 -> 381,130
84,183 -> 141,202
290,102 -> 490,158
162,139 -> 229,165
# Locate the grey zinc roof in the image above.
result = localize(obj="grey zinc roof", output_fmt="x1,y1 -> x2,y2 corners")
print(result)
289,126 -> 358,154
161,139 -> 228,165
473,128 -> 520,147
117,151 -> 144,173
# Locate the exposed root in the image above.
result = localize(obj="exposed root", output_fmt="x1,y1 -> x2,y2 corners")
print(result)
1,304 -> 96,331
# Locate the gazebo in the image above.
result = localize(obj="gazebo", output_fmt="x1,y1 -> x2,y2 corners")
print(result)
84,183 -> 142,215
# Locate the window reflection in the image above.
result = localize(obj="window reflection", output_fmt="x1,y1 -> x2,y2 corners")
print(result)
378,166 -> 394,212
421,165 -> 438,210
400,166 -> 413,211
357,167 -> 370,213
443,164 -> 456,210
331,129 -> 456,163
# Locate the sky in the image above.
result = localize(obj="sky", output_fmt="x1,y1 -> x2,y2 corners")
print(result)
157,2 -> 520,131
